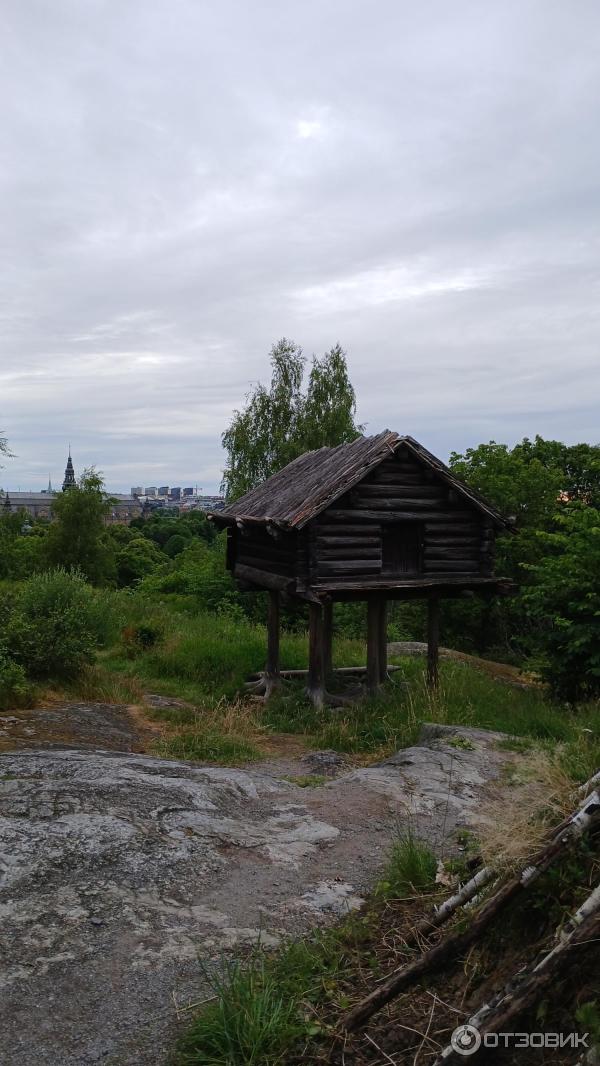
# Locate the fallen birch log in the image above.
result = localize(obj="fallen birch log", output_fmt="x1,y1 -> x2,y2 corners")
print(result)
394,768 -> 600,953
434,882 -> 600,1063
340,785 -> 600,1032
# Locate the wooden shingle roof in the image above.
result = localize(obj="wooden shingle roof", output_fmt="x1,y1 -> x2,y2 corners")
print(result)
210,432 -> 512,531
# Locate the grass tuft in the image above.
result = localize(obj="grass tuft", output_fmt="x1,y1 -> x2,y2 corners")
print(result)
376,828 -> 438,899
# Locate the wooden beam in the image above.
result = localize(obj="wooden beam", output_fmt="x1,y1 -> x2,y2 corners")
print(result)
264,591 -> 281,698
323,600 -> 333,678
427,596 -> 440,690
366,598 -> 381,695
307,602 -> 325,708
234,563 -> 294,593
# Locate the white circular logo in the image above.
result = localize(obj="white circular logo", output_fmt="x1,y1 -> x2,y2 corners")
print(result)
451,1024 -> 482,1056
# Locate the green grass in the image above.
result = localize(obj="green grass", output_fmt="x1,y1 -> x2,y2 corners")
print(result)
66,596 -> 598,776
155,730 -> 262,764
376,828 -> 438,899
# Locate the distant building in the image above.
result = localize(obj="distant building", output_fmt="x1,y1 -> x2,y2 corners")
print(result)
2,449 -> 142,525
144,486 -> 157,496
158,486 -> 169,496
183,487 -> 193,497
131,486 -> 143,498
171,487 -> 181,500
62,450 -> 76,491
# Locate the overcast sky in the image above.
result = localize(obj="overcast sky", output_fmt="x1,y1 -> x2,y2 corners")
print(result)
1,1 -> 599,492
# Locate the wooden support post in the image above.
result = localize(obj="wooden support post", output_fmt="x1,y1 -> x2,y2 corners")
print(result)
307,602 -> 325,708
264,590 -> 281,698
378,598 -> 388,683
322,600 -> 333,679
366,598 -> 381,696
427,596 -> 440,690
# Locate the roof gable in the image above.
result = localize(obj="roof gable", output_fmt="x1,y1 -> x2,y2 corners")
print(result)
212,433 -> 512,531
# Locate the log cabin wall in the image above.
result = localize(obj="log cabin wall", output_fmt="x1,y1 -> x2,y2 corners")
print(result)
306,449 -> 495,585
233,525 -> 297,578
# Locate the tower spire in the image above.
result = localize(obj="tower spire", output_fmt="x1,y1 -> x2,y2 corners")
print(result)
62,448 -> 76,491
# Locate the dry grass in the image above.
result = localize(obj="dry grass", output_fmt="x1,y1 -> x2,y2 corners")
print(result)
476,750 -> 581,870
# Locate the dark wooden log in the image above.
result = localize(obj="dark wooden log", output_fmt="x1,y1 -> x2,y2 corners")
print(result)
264,591 -> 281,698
353,497 -> 447,510
318,548 -> 381,561
357,484 -> 444,498
326,509 -> 478,524
316,524 -> 380,535
366,598 -> 382,695
307,602 -> 325,708
427,596 -> 440,689
316,536 -> 381,547
424,547 -> 480,560
234,563 -> 295,592
424,560 -> 480,573
237,554 -> 294,575
318,563 -> 382,577
323,600 -> 333,677
378,598 -> 388,682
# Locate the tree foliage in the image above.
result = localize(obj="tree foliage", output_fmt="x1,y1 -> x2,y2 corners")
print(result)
221,338 -> 362,500
45,469 -> 116,585
524,504 -> 600,701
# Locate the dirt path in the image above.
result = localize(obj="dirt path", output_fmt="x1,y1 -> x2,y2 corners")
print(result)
0,691 -> 522,1066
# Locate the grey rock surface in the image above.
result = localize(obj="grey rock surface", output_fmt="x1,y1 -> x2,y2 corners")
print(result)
0,725 -> 514,1065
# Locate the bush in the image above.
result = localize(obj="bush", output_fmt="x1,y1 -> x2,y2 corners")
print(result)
6,569 -> 104,680
525,505 -> 600,700
0,650 -> 31,709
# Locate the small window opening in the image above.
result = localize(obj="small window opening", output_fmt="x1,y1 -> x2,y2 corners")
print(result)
382,522 -> 423,575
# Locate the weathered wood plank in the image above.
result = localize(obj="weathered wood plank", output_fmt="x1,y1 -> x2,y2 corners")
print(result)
318,547 -> 382,560
424,560 -> 480,572
234,563 -> 295,591
317,559 -> 381,574
316,523 -> 381,535
358,484 -> 444,497
353,497 -> 447,510
327,509 -> 478,524
316,536 -> 381,548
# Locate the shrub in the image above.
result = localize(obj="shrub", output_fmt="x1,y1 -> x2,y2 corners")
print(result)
525,504 -> 600,700
7,568 -> 101,680
0,650 -> 31,709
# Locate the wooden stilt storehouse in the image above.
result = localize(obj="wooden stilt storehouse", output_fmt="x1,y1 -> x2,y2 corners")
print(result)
209,433 -> 514,705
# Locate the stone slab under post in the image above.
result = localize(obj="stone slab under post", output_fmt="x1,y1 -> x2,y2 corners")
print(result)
366,597 -> 381,696
378,597 -> 388,683
427,595 -> 440,690
307,601 -> 325,708
264,590 -> 281,699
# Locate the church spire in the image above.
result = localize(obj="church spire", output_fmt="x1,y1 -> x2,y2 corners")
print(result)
62,447 -> 76,491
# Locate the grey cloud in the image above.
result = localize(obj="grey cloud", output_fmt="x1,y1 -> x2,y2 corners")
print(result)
1,0 -> 600,490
